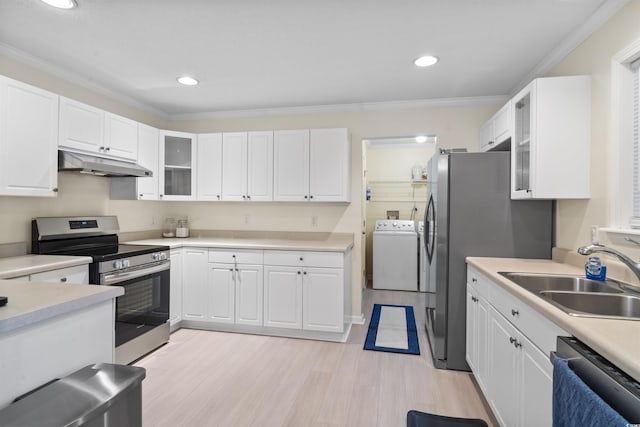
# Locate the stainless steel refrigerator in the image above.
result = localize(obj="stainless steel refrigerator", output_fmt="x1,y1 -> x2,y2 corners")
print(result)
423,150 -> 553,371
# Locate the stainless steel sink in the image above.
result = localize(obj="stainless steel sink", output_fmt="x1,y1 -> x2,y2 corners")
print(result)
539,291 -> 640,320
498,272 -> 624,294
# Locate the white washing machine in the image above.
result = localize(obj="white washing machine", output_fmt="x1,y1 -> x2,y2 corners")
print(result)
373,220 -> 418,291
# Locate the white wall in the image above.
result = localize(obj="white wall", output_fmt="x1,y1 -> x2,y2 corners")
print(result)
545,0 -> 640,257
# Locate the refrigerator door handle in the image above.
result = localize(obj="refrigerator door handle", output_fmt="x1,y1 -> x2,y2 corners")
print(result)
426,194 -> 435,262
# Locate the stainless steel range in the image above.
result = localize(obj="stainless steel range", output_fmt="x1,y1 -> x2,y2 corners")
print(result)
32,216 -> 170,364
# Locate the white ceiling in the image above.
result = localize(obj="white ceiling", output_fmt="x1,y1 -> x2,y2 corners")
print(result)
0,0 -> 627,117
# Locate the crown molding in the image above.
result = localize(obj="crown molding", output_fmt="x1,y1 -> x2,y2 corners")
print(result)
168,95 -> 508,121
0,42 -> 169,119
511,0 -> 630,96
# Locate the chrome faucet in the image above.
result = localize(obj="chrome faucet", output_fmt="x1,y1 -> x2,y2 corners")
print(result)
577,243 -> 640,282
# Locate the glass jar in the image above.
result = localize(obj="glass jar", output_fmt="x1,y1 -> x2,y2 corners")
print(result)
162,218 -> 176,238
176,217 -> 189,238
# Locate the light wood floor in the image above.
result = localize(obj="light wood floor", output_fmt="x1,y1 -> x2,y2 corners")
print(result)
135,288 -> 497,427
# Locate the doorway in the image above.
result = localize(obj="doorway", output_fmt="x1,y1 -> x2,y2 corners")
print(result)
362,136 -> 437,286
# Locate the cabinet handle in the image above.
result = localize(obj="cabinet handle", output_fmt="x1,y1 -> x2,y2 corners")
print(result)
242,195 -> 246,200
511,309 -> 519,317
247,195 -> 251,200
229,268 -> 233,271
515,341 -> 522,349
160,194 -> 163,198
217,195 -> 220,200
509,337 -> 516,345
304,195 -> 308,199
297,271 -> 301,275
52,188 -> 59,193
303,271 -> 307,275
309,195 -> 314,200
488,141 -> 494,145
105,147 -> 110,151
299,257 -> 303,261
526,189 -> 532,193
472,277 -> 477,283
99,146 -> 105,151
60,277 -> 67,283
232,254 -> 236,258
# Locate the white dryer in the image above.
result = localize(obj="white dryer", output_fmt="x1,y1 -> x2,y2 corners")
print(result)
372,220 -> 418,291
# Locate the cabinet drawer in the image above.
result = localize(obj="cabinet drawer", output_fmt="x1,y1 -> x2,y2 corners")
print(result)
263,250 -> 343,268
208,249 -> 263,264
489,281 -> 566,356
30,265 -> 89,284
467,266 -> 490,300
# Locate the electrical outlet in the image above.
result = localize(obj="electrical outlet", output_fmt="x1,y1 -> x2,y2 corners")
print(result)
311,215 -> 318,227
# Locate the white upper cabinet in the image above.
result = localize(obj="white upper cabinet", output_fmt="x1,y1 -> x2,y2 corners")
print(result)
159,130 -> 197,200
274,129 -> 310,201
110,123 -> 159,200
309,128 -> 351,202
247,131 -> 274,201
104,112 -> 138,160
136,124 -> 159,199
479,101 -> 513,152
511,76 -> 591,199
222,132 -> 248,201
197,133 -> 223,201
59,97 -> 103,154
274,128 -> 350,202
221,131 -> 273,201
59,97 -> 137,161
0,76 -> 59,197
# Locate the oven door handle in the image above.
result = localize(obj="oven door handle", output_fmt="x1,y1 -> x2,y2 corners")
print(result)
101,262 -> 170,286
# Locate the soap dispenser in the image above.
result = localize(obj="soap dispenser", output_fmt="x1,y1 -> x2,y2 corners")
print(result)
585,257 -> 607,281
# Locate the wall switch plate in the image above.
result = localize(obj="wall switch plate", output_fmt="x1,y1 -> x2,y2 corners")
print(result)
311,216 -> 318,226
244,215 -> 250,225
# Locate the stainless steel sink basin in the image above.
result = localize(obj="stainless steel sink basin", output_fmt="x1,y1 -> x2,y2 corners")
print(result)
539,291 -> 640,320
499,272 -> 624,294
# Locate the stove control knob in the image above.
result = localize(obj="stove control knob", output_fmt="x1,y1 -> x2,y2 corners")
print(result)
152,253 -> 159,261
122,259 -> 130,268
159,252 -> 167,261
113,260 -> 123,269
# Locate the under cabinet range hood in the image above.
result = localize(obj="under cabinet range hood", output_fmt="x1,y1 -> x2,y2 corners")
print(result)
58,150 -> 152,178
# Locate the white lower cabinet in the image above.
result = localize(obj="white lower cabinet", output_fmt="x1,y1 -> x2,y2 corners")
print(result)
234,264 -> 263,326
169,249 -> 183,327
263,265 -> 303,329
178,246 -> 350,341
466,265 -> 565,427
30,265 -> 88,284
208,262 -> 264,325
466,280 -> 489,393
302,267 -> 343,333
208,264 -> 236,323
264,250 -> 345,334
181,248 -> 209,320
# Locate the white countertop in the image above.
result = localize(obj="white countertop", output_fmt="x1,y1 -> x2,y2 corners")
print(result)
466,257 -> 640,382
0,280 -> 123,334
0,255 -> 93,279
125,234 -> 354,252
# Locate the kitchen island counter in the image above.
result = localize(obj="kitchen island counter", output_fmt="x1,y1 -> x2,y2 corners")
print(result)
0,279 -> 122,408
466,256 -> 640,383
0,279 -> 122,333
0,254 -> 92,279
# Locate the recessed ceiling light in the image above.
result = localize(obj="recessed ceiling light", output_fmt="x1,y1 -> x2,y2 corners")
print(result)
40,0 -> 77,9
177,76 -> 199,86
415,136 -> 428,143
414,55 -> 439,67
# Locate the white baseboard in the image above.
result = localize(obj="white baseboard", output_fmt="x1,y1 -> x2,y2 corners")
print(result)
349,313 -> 366,325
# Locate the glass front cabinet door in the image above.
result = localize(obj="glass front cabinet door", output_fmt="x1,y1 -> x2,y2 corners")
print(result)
159,131 -> 197,200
